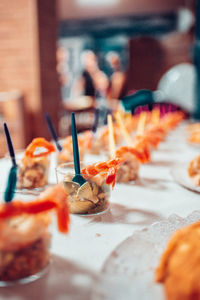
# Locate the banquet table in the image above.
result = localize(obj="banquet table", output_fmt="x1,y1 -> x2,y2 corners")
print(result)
0,123 -> 200,300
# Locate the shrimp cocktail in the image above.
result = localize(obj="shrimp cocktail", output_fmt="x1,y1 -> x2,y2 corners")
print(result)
56,158 -> 123,215
0,185 -> 69,286
57,134 -> 90,164
17,138 -> 55,190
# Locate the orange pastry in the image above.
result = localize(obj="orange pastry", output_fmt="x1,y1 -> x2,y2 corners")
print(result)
155,221 -> 200,300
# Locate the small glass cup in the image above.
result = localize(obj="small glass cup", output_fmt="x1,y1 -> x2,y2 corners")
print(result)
0,191 -> 51,286
5,152 -> 50,191
56,137 -> 85,165
17,156 -> 50,190
56,148 -> 84,165
56,162 -> 110,215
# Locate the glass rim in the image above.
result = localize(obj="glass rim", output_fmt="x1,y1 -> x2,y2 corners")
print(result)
0,189 -> 41,202
4,152 -> 51,161
4,149 -> 25,160
55,161 -> 108,177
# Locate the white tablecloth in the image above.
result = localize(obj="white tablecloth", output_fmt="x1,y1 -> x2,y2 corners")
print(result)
0,123 -> 200,299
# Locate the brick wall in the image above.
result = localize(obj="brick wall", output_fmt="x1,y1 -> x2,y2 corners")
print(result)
0,0 -> 61,145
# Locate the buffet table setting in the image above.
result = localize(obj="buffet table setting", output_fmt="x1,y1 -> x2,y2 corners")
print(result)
0,114 -> 200,300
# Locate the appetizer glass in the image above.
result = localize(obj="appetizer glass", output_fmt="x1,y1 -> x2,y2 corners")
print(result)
0,191 -> 51,286
56,162 -> 110,215
17,156 -> 50,190
5,153 -> 50,191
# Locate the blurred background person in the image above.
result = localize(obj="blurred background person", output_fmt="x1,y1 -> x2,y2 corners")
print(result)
72,50 -> 109,100
56,46 -> 71,101
106,51 -> 127,100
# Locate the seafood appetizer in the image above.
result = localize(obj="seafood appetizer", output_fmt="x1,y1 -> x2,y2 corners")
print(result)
0,184 -> 69,283
114,145 -> 149,183
188,131 -> 200,144
57,110 -> 184,161
155,221 -> 200,300
62,158 -> 123,214
107,113 -> 150,183
187,123 -> 200,133
186,122 -> 200,145
136,111 -> 184,150
187,123 -> 200,145
17,138 -> 55,189
115,147 -> 139,182
188,154 -> 200,186
57,133 -> 91,163
89,124 -> 123,155
161,111 -> 185,130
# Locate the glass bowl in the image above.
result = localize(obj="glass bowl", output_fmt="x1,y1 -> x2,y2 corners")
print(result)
5,149 -> 52,191
55,162 -> 110,215
0,191 -> 51,286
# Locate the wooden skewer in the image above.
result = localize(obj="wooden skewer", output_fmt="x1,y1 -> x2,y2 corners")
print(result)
115,111 -> 132,146
107,114 -> 116,158
136,112 -> 147,136
151,108 -> 160,125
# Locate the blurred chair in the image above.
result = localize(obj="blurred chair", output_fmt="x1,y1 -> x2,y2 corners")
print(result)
0,91 -> 26,157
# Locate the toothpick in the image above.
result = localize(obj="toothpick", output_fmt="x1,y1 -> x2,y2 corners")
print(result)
136,112 -> 147,136
115,111 -> 132,146
151,108 -> 160,125
107,114 -> 116,158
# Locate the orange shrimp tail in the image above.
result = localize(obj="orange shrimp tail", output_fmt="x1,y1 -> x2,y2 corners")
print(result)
115,146 -> 144,163
144,134 -> 161,148
39,184 -> 70,233
81,158 -> 123,187
25,137 -> 56,158
134,138 -> 151,163
115,146 -> 150,164
81,165 -> 99,176
107,157 -> 125,167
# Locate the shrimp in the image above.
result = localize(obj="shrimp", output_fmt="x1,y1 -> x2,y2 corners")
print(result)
114,143 -> 150,183
188,154 -> 200,186
0,184 -> 70,235
115,151 -> 140,183
81,158 -> 124,188
25,138 -> 55,158
59,132 -> 92,163
115,146 -> 149,164
162,112 -> 185,129
136,131 -> 162,149
188,131 -> 200,144
19,138 -> 55,189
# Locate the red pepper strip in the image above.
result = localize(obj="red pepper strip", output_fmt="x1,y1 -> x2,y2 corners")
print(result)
25,137 -> 56,158
106,167 -> 117,188
0,200 -> 56,219
0,201 -> 25,218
